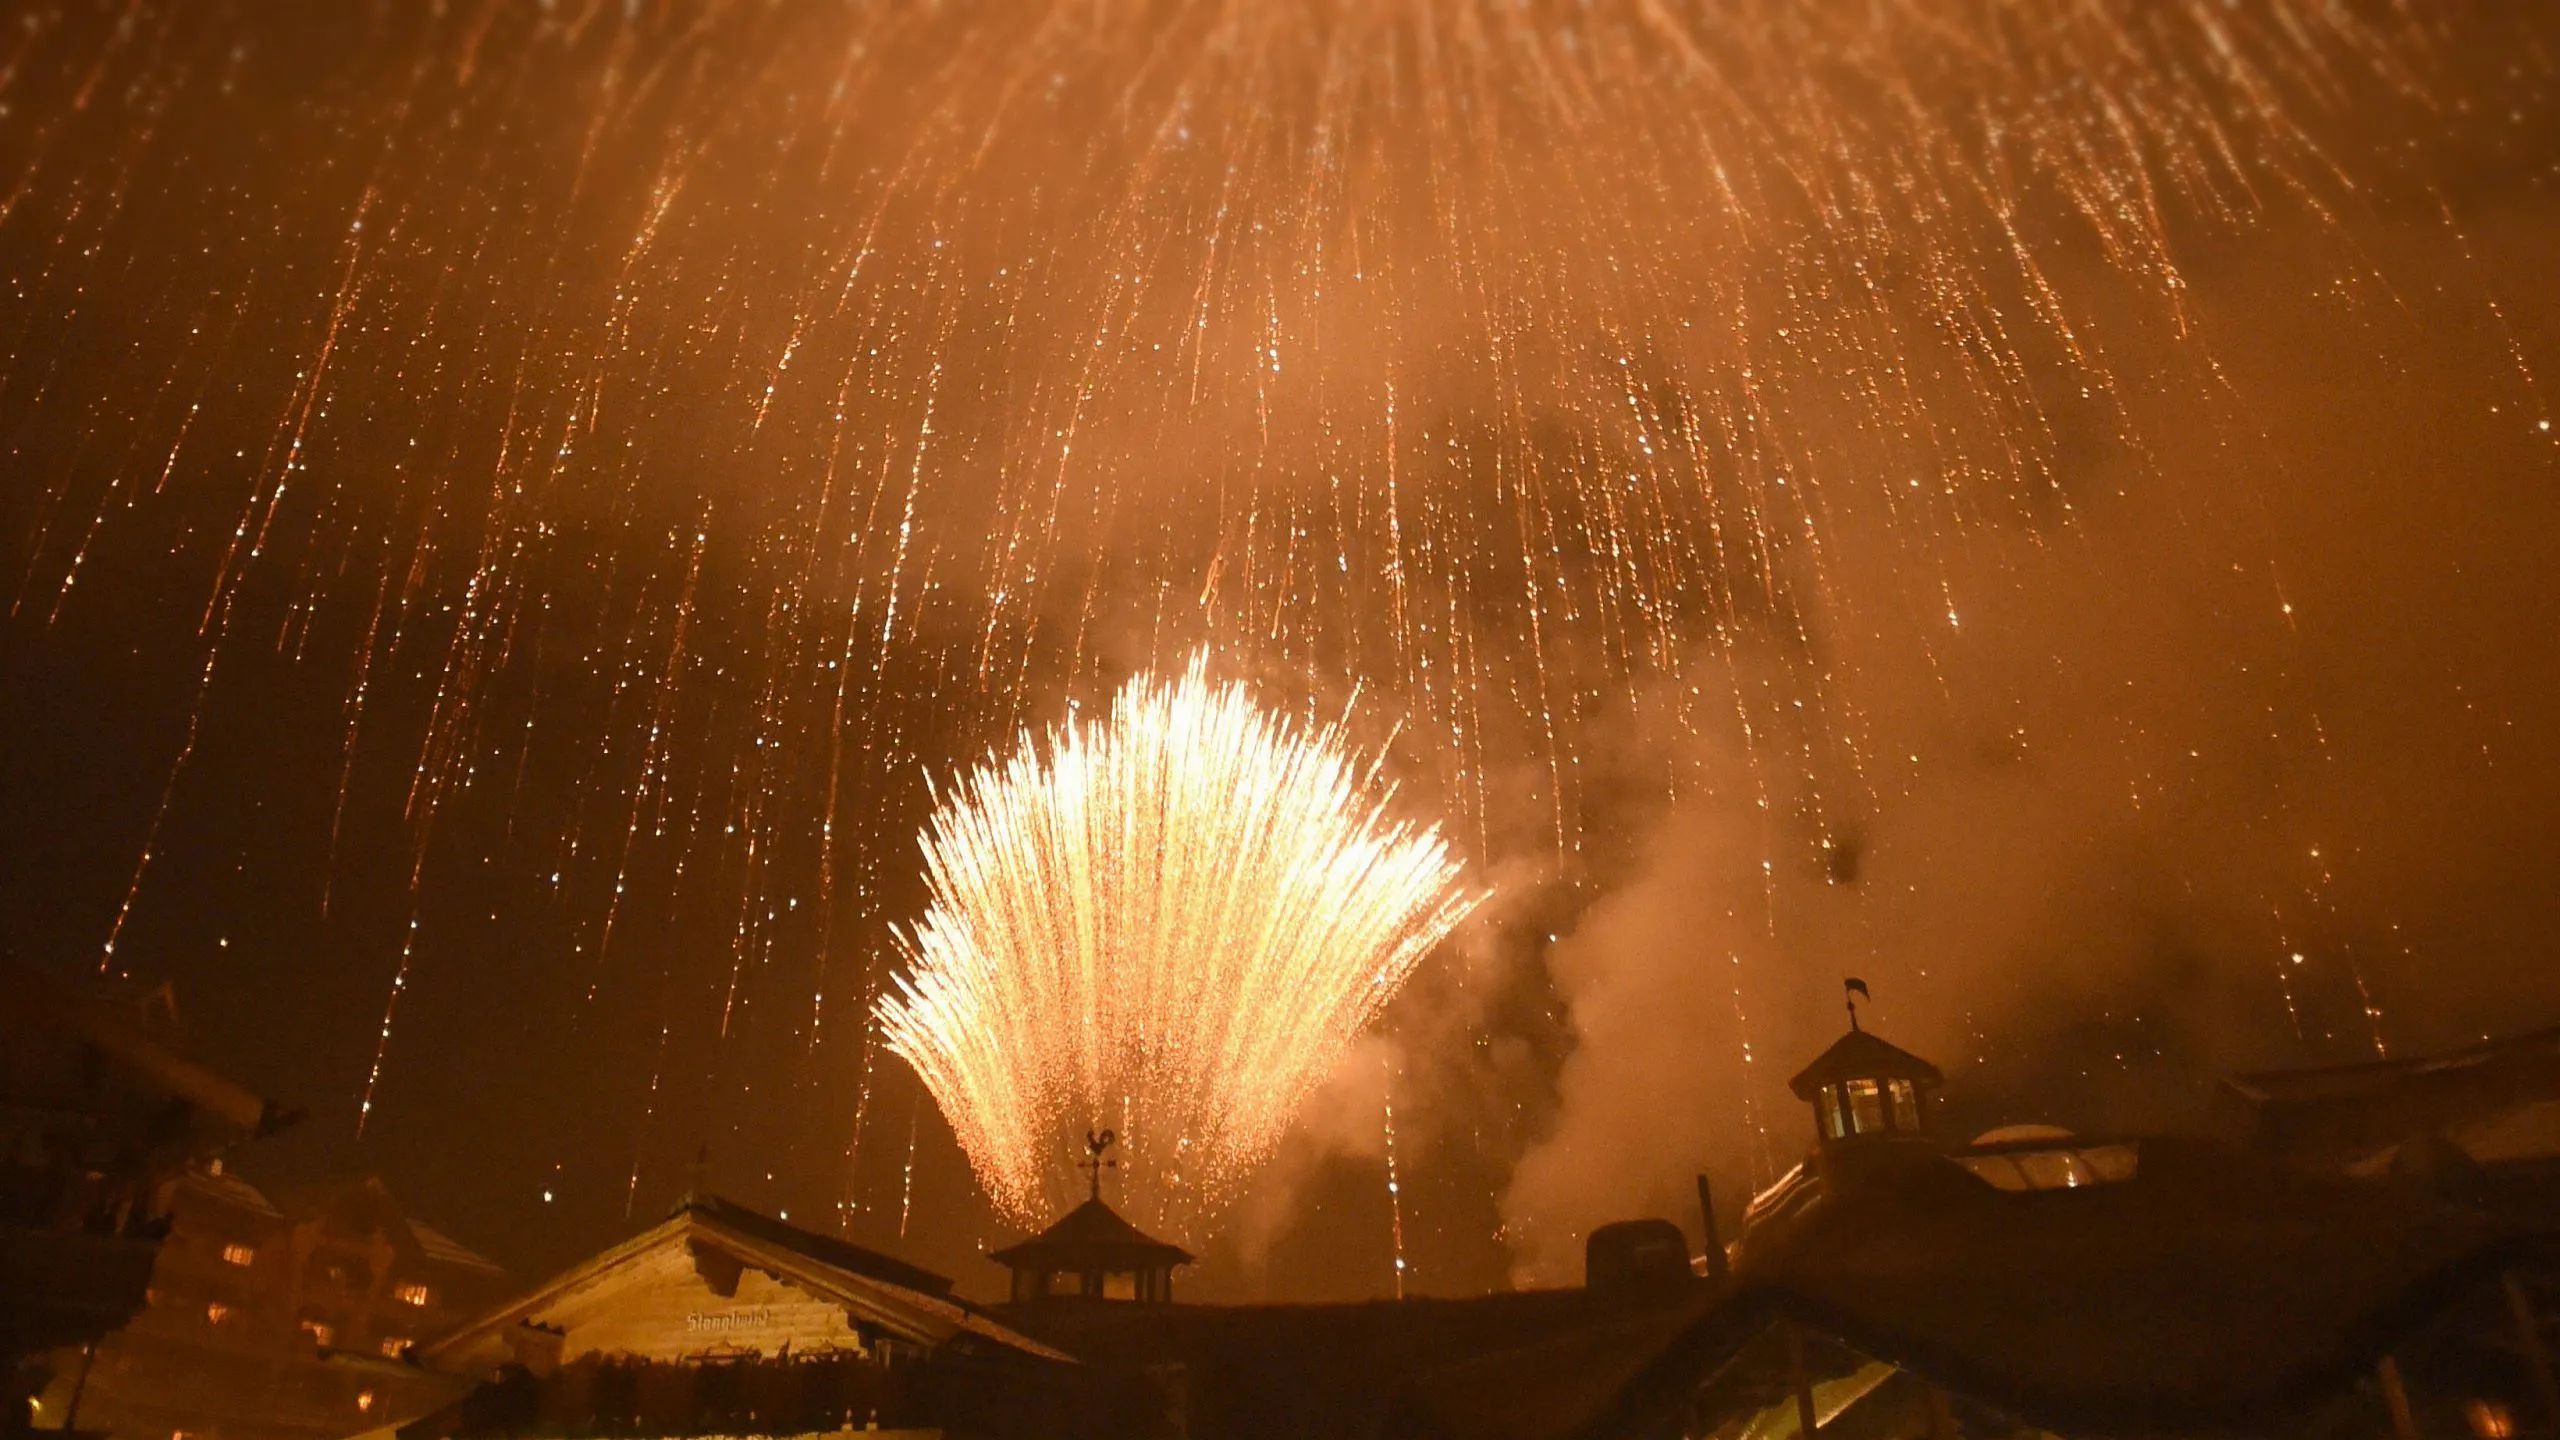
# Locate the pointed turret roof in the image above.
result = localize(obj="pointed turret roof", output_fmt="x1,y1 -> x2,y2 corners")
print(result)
1788,1026 -> 1944,1100
989,1196 -> 1194,1270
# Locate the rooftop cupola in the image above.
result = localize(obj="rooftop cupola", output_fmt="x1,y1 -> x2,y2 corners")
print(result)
989,1130 -> 1193,1305
1788,980 -> 1944,1166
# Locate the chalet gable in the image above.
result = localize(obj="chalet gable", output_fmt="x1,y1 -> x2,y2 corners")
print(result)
424,1195 -> 1064,1377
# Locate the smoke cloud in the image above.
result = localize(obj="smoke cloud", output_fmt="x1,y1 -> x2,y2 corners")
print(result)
1496,200 -> 2560,1284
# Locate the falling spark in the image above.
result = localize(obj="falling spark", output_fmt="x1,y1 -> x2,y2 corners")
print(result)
1383,1049 -> 1412,1299
877,656 -> 1479,1231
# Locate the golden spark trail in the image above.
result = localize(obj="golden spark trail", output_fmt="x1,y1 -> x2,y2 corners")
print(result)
877,657 -> 1479,1231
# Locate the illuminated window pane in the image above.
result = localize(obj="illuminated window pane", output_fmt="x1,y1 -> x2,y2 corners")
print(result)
220,1242 -> 257,1266
393,1281 -> 430,1306
2085,1144 -> 2139,1182
1846,1078 -> 1885,1134
1887,1079 -> 1920,1130
301,1319 -> 335,1347
204,1302 -> 230,1325
1817,1089 -> 1847,1139
379,1336 -> 409,1358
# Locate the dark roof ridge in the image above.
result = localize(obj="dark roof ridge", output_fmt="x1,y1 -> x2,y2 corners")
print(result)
2225,1022 -> 2560,1098
669,1190 -> 956,1296
989,1195 -> 1195,1267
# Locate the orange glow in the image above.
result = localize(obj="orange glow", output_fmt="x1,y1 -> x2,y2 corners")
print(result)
2468,1400 -> 2516,1439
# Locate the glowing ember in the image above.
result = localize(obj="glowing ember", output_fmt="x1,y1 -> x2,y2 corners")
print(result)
876,657 -> 1478,1230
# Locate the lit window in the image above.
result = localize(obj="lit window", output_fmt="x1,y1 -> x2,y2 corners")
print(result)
379,1336 -> 409,1358
300,1319 -> 335,1347
1846,1078 -> 1886,1134
356,1390 -> 377,1414
1817,1088 -> 1847,1139
2022,1152 -> 2090,1188
204,1302 -> 230,1325
1955,1143 -> 2140,1193
221,1242 -> 257,1266
2468,1400 -> 2516,1440
1887,1079 -> 1921,1130
393,1281 -> 430,1306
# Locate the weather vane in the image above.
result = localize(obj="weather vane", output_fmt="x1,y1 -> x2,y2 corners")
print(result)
1079,1128 -> 1119,1202
1845,977 -> 1871,1031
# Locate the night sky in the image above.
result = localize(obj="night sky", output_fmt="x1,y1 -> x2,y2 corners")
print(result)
2,1 -> 2557,1301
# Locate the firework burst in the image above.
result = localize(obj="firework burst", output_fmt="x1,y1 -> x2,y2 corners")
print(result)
876,657 -> 1478,1230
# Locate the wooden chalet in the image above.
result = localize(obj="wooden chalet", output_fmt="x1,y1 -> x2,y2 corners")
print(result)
2,957 -> 292,1439
394,1192 -> 1159,1440
35,1170 -> 509,1440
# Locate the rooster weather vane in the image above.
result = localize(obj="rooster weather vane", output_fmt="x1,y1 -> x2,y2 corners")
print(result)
1078,1128 -> 1119,1202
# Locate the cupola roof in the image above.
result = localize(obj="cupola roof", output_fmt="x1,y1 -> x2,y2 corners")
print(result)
1788,1027 -> 1944,1100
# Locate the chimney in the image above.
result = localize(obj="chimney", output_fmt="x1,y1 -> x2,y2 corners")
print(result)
1696,1174 -> 1730,1280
